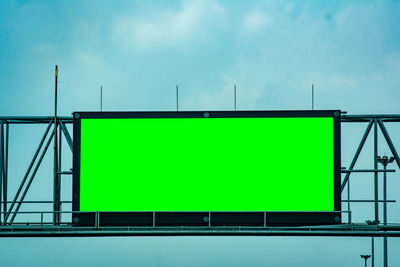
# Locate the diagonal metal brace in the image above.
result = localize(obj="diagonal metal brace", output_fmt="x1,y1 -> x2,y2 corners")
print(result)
3,122 -> 52,224
60,121 -> 73,152
341,120 -> 374,192
8,130 -> 55,224
377,119 -> 400,170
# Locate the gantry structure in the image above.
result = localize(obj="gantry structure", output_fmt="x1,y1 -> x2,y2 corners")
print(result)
0,114 -> 399,238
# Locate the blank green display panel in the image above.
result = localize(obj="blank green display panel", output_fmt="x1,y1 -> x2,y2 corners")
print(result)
74,111 -> 340,213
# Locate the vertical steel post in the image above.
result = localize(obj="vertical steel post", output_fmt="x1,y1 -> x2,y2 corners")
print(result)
383,161 -> 388,267
0,121 -> 3,223
383,163 -> 387,225
58,122 -> 62,223
53,65 -> 60,225
374,120 -> 379,224
372,237 -> 375,267
347,174 -> 351,223
4,123 -> 8,221
378,157 -> 392,267
376,155 -> 393,267
95,211 -> 98,228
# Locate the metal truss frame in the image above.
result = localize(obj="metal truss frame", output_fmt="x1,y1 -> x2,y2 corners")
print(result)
0,114 -> 400,237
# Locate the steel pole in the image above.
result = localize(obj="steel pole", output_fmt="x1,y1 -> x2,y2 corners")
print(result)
383,163 -> 388,267
53,65 -> 60,225
372,237 -> 375,267
374,120 -> 379,224
3,123 -> 8,221
58,122 -> 62,223
347,171 -> 351,223
0,121 -> 7,223
0,121 -> 3,223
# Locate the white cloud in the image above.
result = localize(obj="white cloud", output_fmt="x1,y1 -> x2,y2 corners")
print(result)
72,47 -> 102,66
181,62 -> 264,111
113,0 -> 225,48
242,11 -> 272,33
182,86 -> 235,110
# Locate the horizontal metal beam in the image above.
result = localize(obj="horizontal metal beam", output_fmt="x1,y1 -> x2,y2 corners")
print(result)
1,225 -> 400,237
342,119 -> 400,123
57,171 -> 72,175
341,200 -> 396,203
0,200 -> 394,204
0,116 -> 72,120
0,201 -> 72,204
341,169 -> 395,173
342,114 -> 400,119
0,116 -> 73,124
1,114 -> 400,122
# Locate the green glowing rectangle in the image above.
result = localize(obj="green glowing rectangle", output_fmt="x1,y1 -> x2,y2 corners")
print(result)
75,111 -> 339,213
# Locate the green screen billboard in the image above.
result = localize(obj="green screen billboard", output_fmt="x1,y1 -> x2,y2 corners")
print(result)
73,111 -> 341,226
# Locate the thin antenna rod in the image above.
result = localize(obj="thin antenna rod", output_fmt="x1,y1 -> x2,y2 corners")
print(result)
312,84 -> 314,110
53,65 -> 60,225
234,84 -> 237,111
100,85 -> 103,112
176,85 -> 179,112
54,65 -> 58,120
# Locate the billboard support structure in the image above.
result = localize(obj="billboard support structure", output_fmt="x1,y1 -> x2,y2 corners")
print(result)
0,114 -> 398,237
340,116 -> 400,226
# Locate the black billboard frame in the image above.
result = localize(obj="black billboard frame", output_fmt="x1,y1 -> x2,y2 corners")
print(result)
72,110 -> 341,227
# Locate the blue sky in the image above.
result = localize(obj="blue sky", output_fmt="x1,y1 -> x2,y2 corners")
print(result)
1,0 -> 400,114
1,0 -> 400,266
